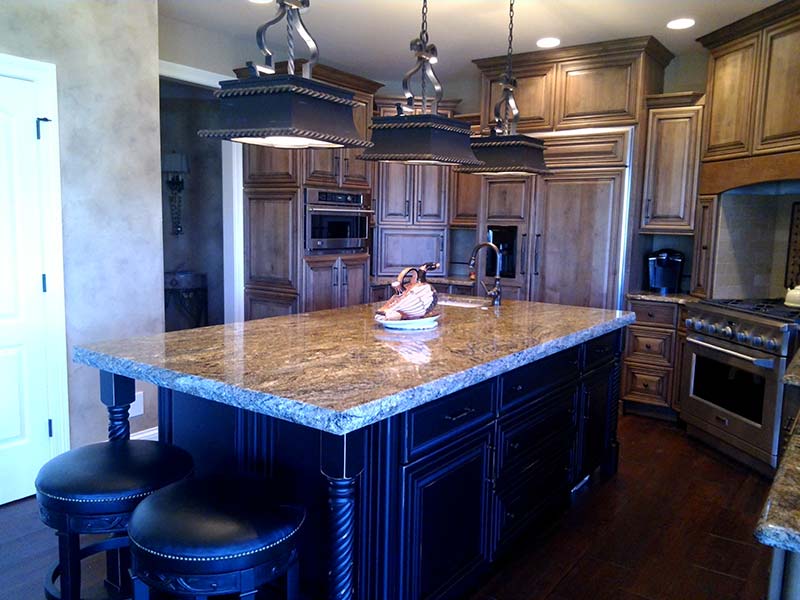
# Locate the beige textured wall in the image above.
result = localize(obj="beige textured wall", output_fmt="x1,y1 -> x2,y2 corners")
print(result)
0,0 -> 164,447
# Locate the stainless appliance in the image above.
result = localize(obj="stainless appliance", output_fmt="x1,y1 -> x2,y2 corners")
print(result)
682,299 -> 800,475
646,248 -> 684,294
305,188 -> 371,252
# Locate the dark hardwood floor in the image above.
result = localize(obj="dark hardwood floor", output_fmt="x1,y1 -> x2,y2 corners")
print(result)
0,415 -> 771,600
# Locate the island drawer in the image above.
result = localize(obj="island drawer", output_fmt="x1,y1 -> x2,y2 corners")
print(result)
628,300 -> 677,328
584,330 -> 622,372
625,325 -> 674,366
500,347 -> 581,413
403,379 -> 495,462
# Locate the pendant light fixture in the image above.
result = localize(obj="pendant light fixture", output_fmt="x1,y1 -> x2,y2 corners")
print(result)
198,0 -> 371,150
358,0 -> 482,166
456,0 -> 548,175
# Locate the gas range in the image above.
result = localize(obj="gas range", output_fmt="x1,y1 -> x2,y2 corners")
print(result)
686,298 -> 799,358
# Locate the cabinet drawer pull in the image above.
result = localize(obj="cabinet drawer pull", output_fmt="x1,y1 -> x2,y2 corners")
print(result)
513,384 -> 524,392
443,406 -> 476,422
506,511 -> 516,521
647,311 -> 655,318
509,441 -> 521,450
642,382 -> 650,389
404,199 -> 410,218
645,343 -> 652,350
715,415 -> 729,427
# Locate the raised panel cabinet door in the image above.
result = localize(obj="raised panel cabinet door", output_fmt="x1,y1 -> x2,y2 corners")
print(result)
555,55 -> 639,129
304,149 -> 340,188
339,253 -> 369,307
399,428 -> 493,600
377,162 -> 412,225
702,33 -> 759,161
301,255 -> 338,312
753,15 -> 800,155
341,94 -> 372,189
243,146 -> 299,188
640,105 -> 702,233
533,169 -> 625,310
483,64 -> 556,132
450,171 -> 482,226
415,165 -> 448,224
690,195 -> 719,298
376,228 -> 446,277
244,190 -> 298,289
485,178 -> 530,222
579,364 -> 614,481
244,288 -> 298,320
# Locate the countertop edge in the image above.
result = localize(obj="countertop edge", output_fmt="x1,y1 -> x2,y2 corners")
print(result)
73,312 -> 635,435
625,292 -> 697,305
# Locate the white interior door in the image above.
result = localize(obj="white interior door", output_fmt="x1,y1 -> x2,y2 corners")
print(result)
0,56 -> 66,505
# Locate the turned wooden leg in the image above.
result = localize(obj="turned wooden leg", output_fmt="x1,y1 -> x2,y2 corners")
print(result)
57,532 -> 81,600
100,371 -> 134,441
327,476 -> 357,600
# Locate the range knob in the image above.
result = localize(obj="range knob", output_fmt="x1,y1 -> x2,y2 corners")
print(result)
694,320 -> 705,332
685,318 -> 694,330
721,326 -> 733,338
766,338 -> 779,352
736,331 -> 751,344
752,335 -> 764,347
706,323 -> 718,335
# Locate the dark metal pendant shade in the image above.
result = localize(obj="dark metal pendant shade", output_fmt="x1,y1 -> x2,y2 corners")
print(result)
198,74 -> 371,149
456,135 -> 548,175
359,114 -> 482,166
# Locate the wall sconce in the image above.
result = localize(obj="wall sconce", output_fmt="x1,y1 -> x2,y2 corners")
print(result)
162,152 -> 189,235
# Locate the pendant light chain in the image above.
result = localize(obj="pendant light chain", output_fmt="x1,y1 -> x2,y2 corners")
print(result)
287,9 -> 296,75
506,0 -> 514,82
420,0 -> 429,112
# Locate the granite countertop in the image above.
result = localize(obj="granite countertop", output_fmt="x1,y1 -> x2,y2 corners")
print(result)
371,276 -> 475,287
74,299 -> 634,435
785,355 -> 800,388
626,291 -> 697,305
756,414 -> 800,551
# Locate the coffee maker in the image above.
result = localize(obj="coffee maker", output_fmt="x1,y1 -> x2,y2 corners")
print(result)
646,249 -> 684,295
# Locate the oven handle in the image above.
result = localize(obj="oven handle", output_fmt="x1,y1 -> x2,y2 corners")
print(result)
687,337 -> 775,369
307,207 -> 374,214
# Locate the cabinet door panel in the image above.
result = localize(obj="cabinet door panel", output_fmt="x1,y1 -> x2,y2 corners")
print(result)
622,362 -> 672,407
377,163 -> 412,225
754,16 -> 800,155
703,34 -> 759,161
579,365 -> 615,480
450,171 -> 481,226
339,253 -> 369,307
376,228 -> 446,277
244,288 -> 298,320
400,429 -> 493,600
533,169 -> 624,309
415,165 -> 448,224
244,190 -> 298,289
243,146 -> 298,187
641,106 -> 702,233
485,178 -> 530,221
690,195 -> 718,298
341,95 -> 372,188
484,64 -> 555,132
555,55 -> 639,128
302,255 -> 338,312
304,149 -> 339,188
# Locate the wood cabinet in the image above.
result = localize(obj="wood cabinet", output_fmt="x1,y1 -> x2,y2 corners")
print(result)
244,288 -> 298,321
244,189 -> 299,290
485,178 -> 530,222
622,298 -> 683,417
578,362 -> 618,481
532,169 -> 626,309
376,164 -> 448,226
474,37 -> 673,134
640,98 -> 703,233
449,171 -> 481,226
243,146 -> 299,188
699,4 -> 800,160
375,228 -> 446,277
302,253 -> 368,312
690,195 -> 719,298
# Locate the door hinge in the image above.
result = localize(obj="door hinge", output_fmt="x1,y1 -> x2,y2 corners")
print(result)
36,117 -> 52,140
42,274 -> 47,292
48,419 -> 53,438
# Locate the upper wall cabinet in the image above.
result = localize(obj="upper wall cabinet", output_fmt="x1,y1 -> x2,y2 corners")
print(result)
243,146 -> 299,188
474,37 -> 674,134
699,3 -> 800,161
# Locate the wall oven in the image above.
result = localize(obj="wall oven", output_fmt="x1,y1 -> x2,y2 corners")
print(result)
305,188 -> 371,252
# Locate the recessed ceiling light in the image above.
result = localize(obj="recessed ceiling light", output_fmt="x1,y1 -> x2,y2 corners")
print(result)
536,37 -> 561,49
667,18 -> 695,30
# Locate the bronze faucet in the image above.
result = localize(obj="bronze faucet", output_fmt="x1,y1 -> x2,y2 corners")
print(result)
468,242 -> 502,306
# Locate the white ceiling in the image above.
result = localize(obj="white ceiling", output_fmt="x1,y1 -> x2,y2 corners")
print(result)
159,0 -> 777,93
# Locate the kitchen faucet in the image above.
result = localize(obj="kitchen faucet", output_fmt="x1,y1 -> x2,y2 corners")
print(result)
468,242 -> 502,306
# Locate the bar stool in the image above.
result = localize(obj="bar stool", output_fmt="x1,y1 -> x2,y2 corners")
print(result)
128,477 -> 304,599
35,440 -> 194,600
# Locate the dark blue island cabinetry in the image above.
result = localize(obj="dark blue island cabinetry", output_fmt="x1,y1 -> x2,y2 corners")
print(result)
159,330 -> 622,600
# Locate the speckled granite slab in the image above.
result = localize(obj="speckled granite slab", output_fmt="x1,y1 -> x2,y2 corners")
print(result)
757,417 -> 800,551
785,354 -> 800,388
626,292 -> 697,305
74,299 -> 634,435
371,276 -> 475,287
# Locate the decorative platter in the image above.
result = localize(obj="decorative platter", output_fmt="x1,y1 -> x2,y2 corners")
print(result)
379,313 -> 441,331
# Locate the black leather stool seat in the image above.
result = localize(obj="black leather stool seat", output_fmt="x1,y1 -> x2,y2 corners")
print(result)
129,478 -> 305,576
36,440 -> 195,518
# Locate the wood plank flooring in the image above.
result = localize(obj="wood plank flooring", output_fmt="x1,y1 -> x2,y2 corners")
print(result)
0,415 -> 771,600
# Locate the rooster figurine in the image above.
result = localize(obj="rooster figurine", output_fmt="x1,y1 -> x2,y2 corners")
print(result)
375,263 -> 440,322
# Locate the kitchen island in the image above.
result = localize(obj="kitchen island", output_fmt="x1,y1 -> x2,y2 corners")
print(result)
74,299 -> 634,600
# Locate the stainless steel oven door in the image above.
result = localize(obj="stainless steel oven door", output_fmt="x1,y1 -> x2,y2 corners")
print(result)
682,334 -> 785,459
305,206 -> 372,252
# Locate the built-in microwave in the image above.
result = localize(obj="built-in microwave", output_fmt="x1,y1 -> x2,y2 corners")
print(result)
305,188 -> 372,252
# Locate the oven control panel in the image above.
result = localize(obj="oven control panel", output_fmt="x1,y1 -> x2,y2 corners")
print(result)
685,308 -> 795,358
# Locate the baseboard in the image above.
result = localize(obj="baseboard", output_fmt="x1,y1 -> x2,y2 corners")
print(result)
130,426 -> 159,441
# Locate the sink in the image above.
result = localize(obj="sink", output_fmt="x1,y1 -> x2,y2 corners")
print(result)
437,296 -> 491,309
